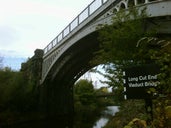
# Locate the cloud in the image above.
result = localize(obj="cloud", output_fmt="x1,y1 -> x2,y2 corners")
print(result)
0,49 -> 30,58
0,0 -> 93,59
0,25 -> 19,46
0,0 -> 84,23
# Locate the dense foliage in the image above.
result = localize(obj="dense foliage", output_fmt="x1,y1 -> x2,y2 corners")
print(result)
92,7 -> 171,128
104,100 -> 146,128
94,8 -> 150,63
74,79 -> 115,128
74,80 -> 97,128
0,67 -> 38,125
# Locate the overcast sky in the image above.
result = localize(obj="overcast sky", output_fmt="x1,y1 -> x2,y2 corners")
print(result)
0,0 -> 93,58
0,0 -> 109,88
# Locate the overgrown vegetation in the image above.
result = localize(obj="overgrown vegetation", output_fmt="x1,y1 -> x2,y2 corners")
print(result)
0,61 -> 39,126
92,7 -> 171,128
73,79 -> 115,128
0,65 -> 114,127
0,5 -> 170,128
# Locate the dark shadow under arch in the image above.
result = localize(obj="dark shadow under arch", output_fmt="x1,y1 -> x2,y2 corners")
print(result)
120,2 -> 127,10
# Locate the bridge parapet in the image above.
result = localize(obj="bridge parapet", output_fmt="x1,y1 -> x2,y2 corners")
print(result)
42,0 -> 118,83
43,0 -> 166,56
41,0 -> 171,84
43,0 -> 109,55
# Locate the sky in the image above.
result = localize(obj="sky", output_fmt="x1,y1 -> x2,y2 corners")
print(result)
0,0 -> 93,58
0,0 -> 109,88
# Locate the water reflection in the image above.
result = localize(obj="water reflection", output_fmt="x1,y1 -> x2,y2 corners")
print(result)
6,106 -> 119,128
93,106 -> 119,128
93,118 -> 108,128
104,106 -> 119,116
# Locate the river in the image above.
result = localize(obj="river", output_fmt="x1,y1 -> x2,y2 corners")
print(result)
5,106 -> 119,128
93,106 -> 119,128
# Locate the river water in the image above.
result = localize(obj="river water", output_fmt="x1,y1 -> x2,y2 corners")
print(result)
93,106 -> 119,128
6,106 -> 119,128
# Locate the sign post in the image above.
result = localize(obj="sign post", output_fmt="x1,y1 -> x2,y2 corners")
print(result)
123,64 -> 160,123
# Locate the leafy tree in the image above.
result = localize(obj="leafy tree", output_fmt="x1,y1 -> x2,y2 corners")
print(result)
146,38 -> 171,127
92,6 -> 171,127
0,68 -> 37,113
94,8 -> 152,64
74,79 -> 96,105
74,79 -> 99,127
92,8 -> 155,103
96,87 -> 109,94
0,55 -> 41,125
94,64 -> 124,103
104,100 -> 146,128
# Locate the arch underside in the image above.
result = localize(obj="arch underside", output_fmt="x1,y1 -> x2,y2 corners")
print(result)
38,0 -> 171,118
45,32 -> 100,87
40,32 -> 102,117
44,15 -> 171,87
41,0 -> 171,86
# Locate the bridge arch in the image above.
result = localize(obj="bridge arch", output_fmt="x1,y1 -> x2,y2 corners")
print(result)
38,0 -> 171,118
113,8 -> 119,14
41,0 -> 171,84
119,1 -> 128,10
47,31 -> 100,86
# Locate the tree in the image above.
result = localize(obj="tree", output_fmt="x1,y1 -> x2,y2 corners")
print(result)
92,6 -> 171,127
74,79 -> 99,127
74,79 -> 95,105
94,8 -> 151,64
0,69 -> 37,112
94,64 -> 125,103
92,8 -> 155,102
146,38 -> 171,127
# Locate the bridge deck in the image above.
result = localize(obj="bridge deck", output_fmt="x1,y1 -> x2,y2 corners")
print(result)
41,0 -> 171,83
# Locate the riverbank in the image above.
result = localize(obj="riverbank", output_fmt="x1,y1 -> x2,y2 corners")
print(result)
0,112 -> 46,127
0,111 -> 76,128
103,100 -> 146,128
0,106 -> 120,128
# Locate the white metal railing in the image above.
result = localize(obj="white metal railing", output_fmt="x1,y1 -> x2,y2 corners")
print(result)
43,0 -> 109,55
41,0 -> 167,83
43,0 -> 161,55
